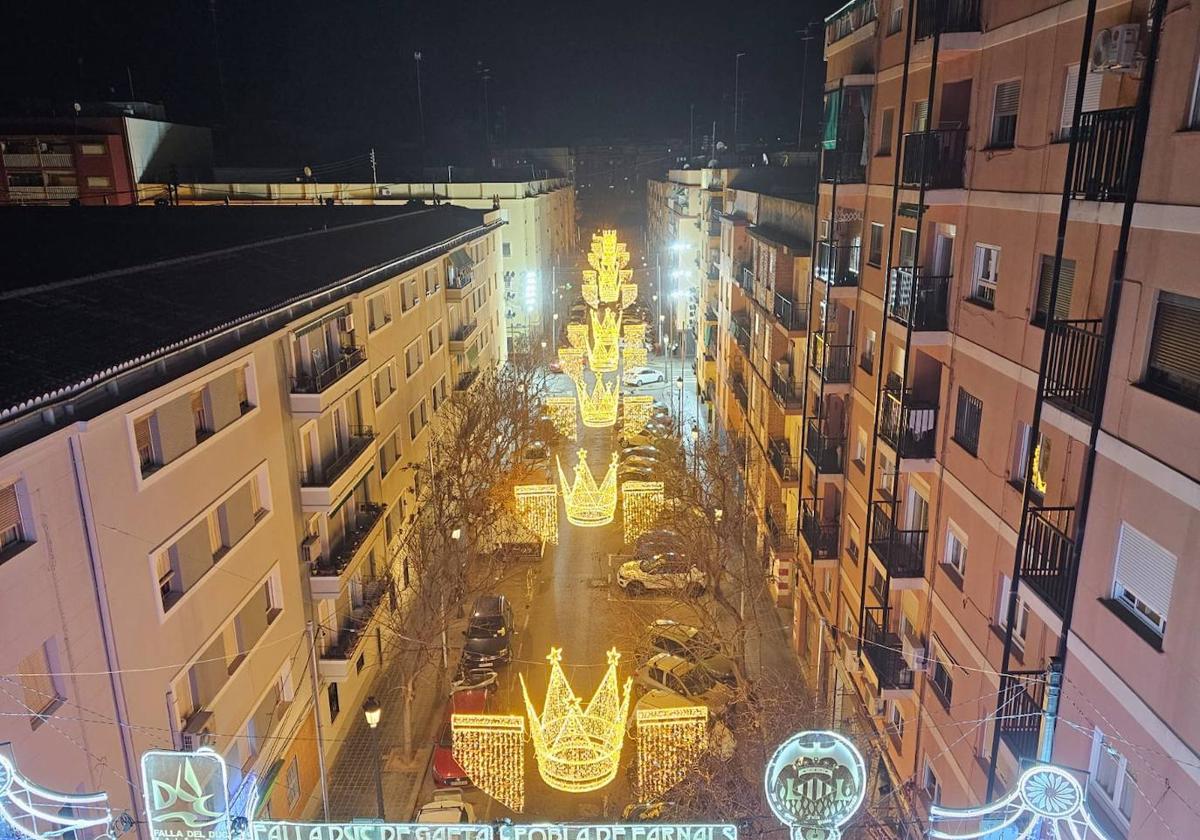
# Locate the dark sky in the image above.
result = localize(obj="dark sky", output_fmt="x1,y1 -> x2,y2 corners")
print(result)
0,1 -> 834,164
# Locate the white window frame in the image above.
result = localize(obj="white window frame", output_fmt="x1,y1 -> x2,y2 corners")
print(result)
404,340 -> 424,379
1188,51 -> 1200,129
922,757 -> 942,803
365,290 -> 392,333
972,244 -> 1000,305
373,360 -> 398,407
1088,729 -> 1136,827
888,0 -> 903,34
1111,522 -> 1174,636
944,521 -> 967,577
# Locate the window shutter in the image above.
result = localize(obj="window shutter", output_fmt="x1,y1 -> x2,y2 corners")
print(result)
1061,66 -> 1103,131
0,484 -> 19,532
1148,293 -> 1200,383
995,81 -> 1021,116
1037,256 -> 1075,320
134,418 -> 152,457
912,100 -> 929,132
1114,523 -> 1176,620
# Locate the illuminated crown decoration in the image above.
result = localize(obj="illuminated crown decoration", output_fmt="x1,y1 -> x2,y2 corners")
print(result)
622,394 -> 655,440
621,480 -> 664,544
557,348 -> 585,382
584,231 -> 632,304
514,484 -> 559,544
623,323 -> 648,369
451,715 -> 525,812
577,375 -> 619,428
636,704 -> 708,801
544,395 -> 578,441
520,648 -> 633,793
558,450 -> 618,527
566,323 -> 589,352
588,308 -> 622,372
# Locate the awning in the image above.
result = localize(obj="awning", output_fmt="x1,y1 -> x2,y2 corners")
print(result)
449,249 -> 474,270
822,90 -> 842,150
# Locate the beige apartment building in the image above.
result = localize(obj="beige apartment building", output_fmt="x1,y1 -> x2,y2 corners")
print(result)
784,0 -> 1200,836
0,204 -> 502,831
139,176 -> 576,357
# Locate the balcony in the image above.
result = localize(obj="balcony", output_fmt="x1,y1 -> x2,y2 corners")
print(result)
765,506 -> 798,556
319,579 -> 390,679
768,438 -> 798,483
998,672 -> 1045,762
738,263 -> 755,293
455,368 -> 481,391
819,149 -> 867,185
889,267 -> 950,331
771,371 -> 805,411
1071,107 -> 1136,202
1044,319 -> 1105,420
900,129 -> 967,190
1020,506 -> 1076,618
869,501 -> 926,580
289,345 -> 369,415
773,293 -> 808,332
800,498 -> 839,560
449,320 -> 479,348
825,0 -> 877,47
879,389 -> 939,459
319,502 -> 386,575
810,334 -> 853,384
862,608 -> 915,694
730,316 -> 752,355
299,427 -> 377,511
914,0 -> 981,40
729,373 -> 749,411
804,419 -> 844,474
814,240 -> 861,288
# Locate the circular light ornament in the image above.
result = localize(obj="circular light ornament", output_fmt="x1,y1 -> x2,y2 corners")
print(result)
764,730 -> 866,840
1018,764 -> 1084,820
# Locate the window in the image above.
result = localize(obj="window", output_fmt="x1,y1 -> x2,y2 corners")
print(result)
79,142 -> 106,155
404,341 -> 423,378
853,428 -> 867,470
1111,523 -> 1175,637
822,570 -> 832,598
366,292 -> 392,332
85,175 -> 112,189
898,228 -> 916,267
1089,730 -> 1136,825
990,80 -> 1021,148
1011,422 -> 1048,498
400,276 -> 419,312
428,323 -> 444,355
944,524 -> 967,577
953,387 -> 983,455
192,391 -> 210,436
373,362 -> 397,406
409,399 -> 429,441
378,430 -> 401,476
1059,64 -> 1102,139
1,483 -> 29,554
1143,291 -> 1200,411
877,110 -> 894,157
861,328 -> 876,373
888,0 -> 903,34
887,702 -> 904,740
18,640 -> 63,724
922,758 -> 942,803
1191,53 -> 1200,129
424,266 -> 441,296
285,757 -> 301,807
432,377 -> 447,412
970,244 -> 999,307
994,573 -> 1030,646
1033,256 -> 1075,326
929,642 -> 954,705
846,516 -> 860,563
911,99 -> 929,133
868,223 -> 884,266
502,241 -> 512,258
327,683 -> 340,723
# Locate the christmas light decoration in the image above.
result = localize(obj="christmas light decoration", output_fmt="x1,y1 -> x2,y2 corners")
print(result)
578,375 -> 619,428
514,484 -> 559,544
622,395 -> 655,440
622,323 -> 648,369
583,231 -> 633,304
588,309 -> 622,372
763,731 -> 866,840
929,763 -> 1113,840
558,450 -> 618,527
582,274 -> 600,310
619,283 -> 639,310
636,704 -> 708,801
520,648 -> 633,794
621,480 -> 664,544
451,714 -> 526,813
545,395 -> 578,441
566,323 -> 589,352
0,754 -> 114,840
558,348 -> 586,382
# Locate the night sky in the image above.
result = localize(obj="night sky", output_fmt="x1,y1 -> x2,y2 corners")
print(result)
0,1 -> 836,165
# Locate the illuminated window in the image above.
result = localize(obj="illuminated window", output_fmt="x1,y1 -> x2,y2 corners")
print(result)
85,175 -> 112,188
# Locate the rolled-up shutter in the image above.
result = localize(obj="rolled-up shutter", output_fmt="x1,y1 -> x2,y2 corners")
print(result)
1036,256 -> 1075,321
0,485 -> 20,535
1148,293 -> 1200,394
1114,523 -> 1176,621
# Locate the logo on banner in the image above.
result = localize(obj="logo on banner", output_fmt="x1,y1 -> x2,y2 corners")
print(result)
142,749 -> 231,840
763,731 -> 865,840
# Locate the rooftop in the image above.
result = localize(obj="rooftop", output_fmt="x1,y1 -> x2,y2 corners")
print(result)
0,204 -> 491,428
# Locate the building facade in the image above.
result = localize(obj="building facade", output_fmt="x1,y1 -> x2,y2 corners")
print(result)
797,0 -> 1200,836
0,206 -> 502,831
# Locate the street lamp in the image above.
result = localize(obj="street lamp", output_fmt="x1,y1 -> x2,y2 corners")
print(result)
690,426 -> 700,479
675,375 -> 684,422
552,312 -> 559,354
362,697 -> 385,819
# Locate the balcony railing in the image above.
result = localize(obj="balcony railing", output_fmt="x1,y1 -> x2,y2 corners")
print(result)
810,334 -> 853,383
455,368 -> 480,391
301,427 -> 375,488
771,371 -> 804,409
815,240 -> 861,287
1020,506 -> 1076,617
765,505 -> 798,554
729,373 -> 749,410
825,0 -> 877,45
900,129 -> 968,189
879,388 -> 939,459
869,501 -> 927,579
863,608 -> 915,691
773,293 -> 809,332
914,0 -> 981,40
737,263 -> 755,293
998,672 -> 1045,761
889,267 -> 950,331
450,321 -> 479,343
324,580 -> 389,659
730,317 -> 752,354
291,345 -> 368,394
804,419 -> 844,474
768,438 -> 798,482
1071,107 -> 1136,202
800,498 -> 840,560
820,148 -> 867,185
1044,319 -> 1105,420
314,502 -> 386,577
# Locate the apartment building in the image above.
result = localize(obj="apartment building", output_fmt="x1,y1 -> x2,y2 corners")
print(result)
141,177 -> 575,356
798,0 -> 1200,836
0,204 -> 502,831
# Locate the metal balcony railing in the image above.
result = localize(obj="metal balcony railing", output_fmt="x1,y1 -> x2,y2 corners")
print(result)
825,0 -> 877,46
863,608 -> 915,690
999,672 -> 1045,761
315,503 -> 386,577
301,427 -> 375,487
768,438 -> 798,482
771,371 -> 804,409
738,263 -> 755,292
914,0 -> 981,39
730,318 -> 752,354
323,580 -> 389,659
879,388 -> 939,459
889,267 -> 950,331
450,321 -> 479,343
765,505 -> 798,554
820,148 -> 867,185
810,334 -> 853,383
1044,319 -> 1105,420
291,345 -> 368,394
1020,506 -> 1076,618
773,293 -> 809,331
800,498 -> 840,560
1071,107 -> 1136,202
804,419 -> 844,474
730,373 -> 749,409
869,501 -> 927,578
455,368 -> 480,391
900,129 -> 968,189
815,240 -> 862,287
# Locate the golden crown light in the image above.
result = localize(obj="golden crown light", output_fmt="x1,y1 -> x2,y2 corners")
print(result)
557,348 -> 585,382
520,647 -> 633,794
544,395 -> 578,441
622,394 -> 655,440
514,484 -> 559,544
578,374 -> 619,428
558,450 -> 618,526
621,480 -> 665,544
588,309 -> 622,372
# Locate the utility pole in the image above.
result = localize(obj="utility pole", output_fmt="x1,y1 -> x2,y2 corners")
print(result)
369,148 -> 377,190
797,24 -> 817,150
710,120 -> 717,158
732,52 -> 747,151
689,104 -> 695,161
306,621 -> 331,820
1038,658 -> 1064,763
414,52 -> 426,151
477,62 -> 492,148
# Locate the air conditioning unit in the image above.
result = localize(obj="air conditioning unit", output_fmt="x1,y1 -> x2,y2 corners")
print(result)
337,313 -> 355,333
301,534 -> 321,566
901,635 -> 928,672
1090,23 -> 1141,72
377,186 -> 391,197
181,710 -> 214,751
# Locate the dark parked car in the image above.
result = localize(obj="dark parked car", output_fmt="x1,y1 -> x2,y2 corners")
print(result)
461,595 -> 515,667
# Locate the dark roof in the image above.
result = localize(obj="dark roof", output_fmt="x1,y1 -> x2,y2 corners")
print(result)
0,204 -> 488,417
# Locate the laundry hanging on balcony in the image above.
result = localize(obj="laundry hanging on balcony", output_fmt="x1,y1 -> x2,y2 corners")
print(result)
822,90 -> 841,150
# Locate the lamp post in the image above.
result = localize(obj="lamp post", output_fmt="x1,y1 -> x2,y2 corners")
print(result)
675,376 -> 684,424
690,426 -> 700,479
362,697 -> 385,819
659,313 -> 668,381
552,312 -> 559,354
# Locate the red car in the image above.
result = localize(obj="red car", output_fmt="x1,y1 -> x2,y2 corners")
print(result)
431,689 -> 489,787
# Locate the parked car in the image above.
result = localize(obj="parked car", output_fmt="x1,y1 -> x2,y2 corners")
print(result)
621,454 -> 659,471
648,621 -> 737,686
622,445 -> 661,460
617,553 -> 705,595
416,790 -> 476,823
461,595 -> 515,668
634,653 -> 734,713
548,359 -> 564,374
618,465 -> 656,483
636,529 -> 681,555
431,689 -> 488,787
624,367 -> 666,386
